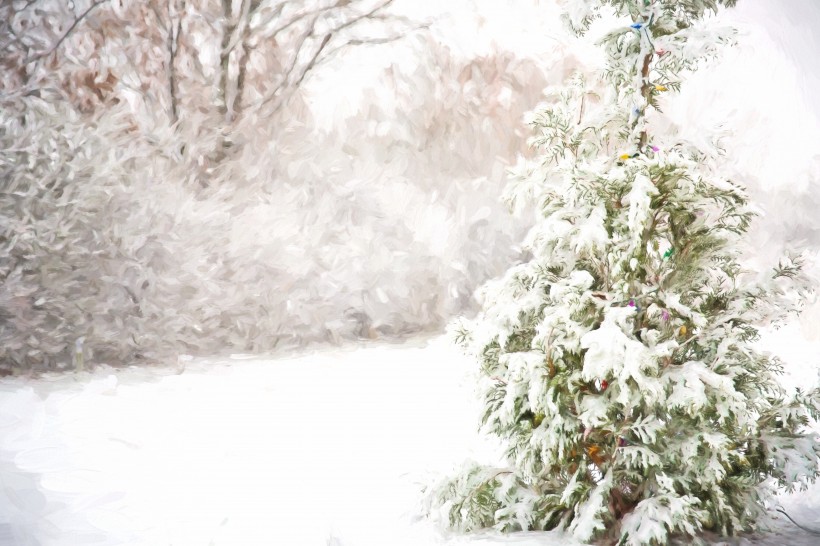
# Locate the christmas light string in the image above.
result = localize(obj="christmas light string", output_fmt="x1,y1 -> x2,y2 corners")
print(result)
630,9 -> 656,49
620,2 -> 666,163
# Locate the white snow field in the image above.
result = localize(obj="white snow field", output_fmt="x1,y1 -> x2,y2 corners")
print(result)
1,324 -> 819,546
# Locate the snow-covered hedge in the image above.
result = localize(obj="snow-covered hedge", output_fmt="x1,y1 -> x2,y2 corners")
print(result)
0,28 -> 571,372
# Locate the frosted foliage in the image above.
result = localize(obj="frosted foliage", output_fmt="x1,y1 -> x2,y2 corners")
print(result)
568,469 -> 612,541
619,494 -> 703,546
0,1 -> 572,371
428,1 -> 820,544
580,307 -> 664,408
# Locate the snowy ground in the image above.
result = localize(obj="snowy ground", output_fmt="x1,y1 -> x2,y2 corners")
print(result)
2,325 -> 820,546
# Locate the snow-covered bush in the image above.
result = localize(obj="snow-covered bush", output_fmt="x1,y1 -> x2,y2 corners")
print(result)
0,1 -> 570,372
425,1 -> 820,543
0,94 -> 159,369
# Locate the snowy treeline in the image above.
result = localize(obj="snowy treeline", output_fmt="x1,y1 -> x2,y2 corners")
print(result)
0,0 -> 573,371
3,0 -> 820,373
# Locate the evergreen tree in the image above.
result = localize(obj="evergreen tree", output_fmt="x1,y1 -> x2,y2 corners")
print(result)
425,1 -> 820,544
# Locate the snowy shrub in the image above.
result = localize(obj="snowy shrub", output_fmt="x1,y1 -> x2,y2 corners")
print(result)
0,1 -> 571,372
0,94 -> 159,369
425,1 -> 820,544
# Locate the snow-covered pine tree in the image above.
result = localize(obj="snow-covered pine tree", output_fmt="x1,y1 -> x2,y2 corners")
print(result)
424,1 -> 820,544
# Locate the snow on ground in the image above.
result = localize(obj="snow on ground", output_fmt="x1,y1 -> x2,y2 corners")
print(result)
2,327 -> 820,546
0,336 -> 560,546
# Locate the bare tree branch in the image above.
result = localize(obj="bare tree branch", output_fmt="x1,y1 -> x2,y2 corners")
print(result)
251,13 -> 316,111
338,0 -> 396,28
0,1 -> 40,54
144,0 -> 181,123
367,10 -> 422,27
217,0 -> 236,120
23,0 -> 110,64
278,31 -> 331,112
256,0 -> 403,117
315,25 -> 428,70
245,2 -> 284,41
314,0 -> 426,66
148,0 -> 166,27
168,0 -> 185,124
224,0 -> 252,56
253,2 -> 341,46
234,41 -> 250,117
